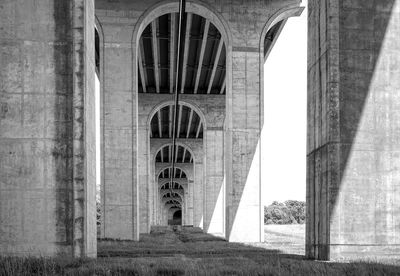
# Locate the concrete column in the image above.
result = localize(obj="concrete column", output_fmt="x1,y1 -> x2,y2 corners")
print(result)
101,23 -> 137,240
138,123 -> 150,234
204,129 -> 225,236
307,0 -> 400,260
0,0 -> 96,257
187,178 -> 194,225
182,182 -> 191,225
225,49 -> 263,242
193,162 -> 204,228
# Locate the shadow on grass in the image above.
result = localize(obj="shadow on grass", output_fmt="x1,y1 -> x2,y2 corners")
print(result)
1,227 -> 400,275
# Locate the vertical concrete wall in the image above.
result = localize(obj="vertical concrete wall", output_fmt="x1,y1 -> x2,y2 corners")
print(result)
95,12 -> 138,240
225,49 -> 263,242
204,130 -> 224,235
0,0 -> 96,257
138,98 -> 151,233
73,0 -> 97,258
222,0 -> 301,243
307,0 -> 400,260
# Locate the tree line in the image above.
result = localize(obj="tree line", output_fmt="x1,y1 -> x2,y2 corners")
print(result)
264,200 -> 305,224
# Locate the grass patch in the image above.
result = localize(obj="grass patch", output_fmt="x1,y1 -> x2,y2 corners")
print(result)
1,227 -> 400,275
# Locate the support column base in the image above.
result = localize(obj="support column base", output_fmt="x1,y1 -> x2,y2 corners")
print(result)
307,244 -> 400,261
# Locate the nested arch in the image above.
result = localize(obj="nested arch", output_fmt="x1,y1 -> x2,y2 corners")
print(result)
147,101 -> 206,139
150,104 -> 204,139
155,144 -> 194,163
158,167 -> 187,180
160,182 -> 184,190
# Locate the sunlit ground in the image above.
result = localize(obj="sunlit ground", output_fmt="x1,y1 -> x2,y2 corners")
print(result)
262,224 -> 305,255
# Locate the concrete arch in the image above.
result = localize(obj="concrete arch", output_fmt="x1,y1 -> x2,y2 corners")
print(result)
158,167 -> 188,180
146,100 -> 207,133
153,142 -> 196,165
160,188 -> 184,197
162,192 -> 183,200
163,197 -> 182,205
259,5 -> 304,55
161,190 -> 184,199
131,0 -> 233,51
159,178 -> 187,187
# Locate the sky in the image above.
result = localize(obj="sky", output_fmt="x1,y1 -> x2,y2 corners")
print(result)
262,1 -> 307,206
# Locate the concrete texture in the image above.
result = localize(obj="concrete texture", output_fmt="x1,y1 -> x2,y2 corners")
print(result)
0,0 -> 303,257
0,0 -> 96,257
6,0 -> 398,262
98,18 -> 137,240
140,94 -> 225,236
307,0 -> 400,260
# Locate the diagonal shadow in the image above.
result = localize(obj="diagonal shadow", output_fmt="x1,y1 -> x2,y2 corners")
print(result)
307,0 -> 400,260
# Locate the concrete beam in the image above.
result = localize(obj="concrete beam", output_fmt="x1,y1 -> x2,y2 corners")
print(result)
157,110 -> 163,138
219,76 -> 226,94
138,39 -> 148,92
151,19 -> 160,93
176,105 -> 183,138
195,122 -> 202,138
194,20 -> 210,94
160,146 -> 164,162
207,39 -> 223,94
180,13 -> 192,93
169,105 -> 173,138
169,13 -> 176,93
186,109 -> 194,138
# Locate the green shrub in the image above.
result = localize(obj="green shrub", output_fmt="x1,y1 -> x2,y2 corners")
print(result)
264,200 -> 305,224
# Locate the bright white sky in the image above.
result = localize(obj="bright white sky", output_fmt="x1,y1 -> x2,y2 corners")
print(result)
262,2 -> 307,206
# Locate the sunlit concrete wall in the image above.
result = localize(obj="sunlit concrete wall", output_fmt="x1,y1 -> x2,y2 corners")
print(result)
307,0 -> 400,260
0,0 -> 96,257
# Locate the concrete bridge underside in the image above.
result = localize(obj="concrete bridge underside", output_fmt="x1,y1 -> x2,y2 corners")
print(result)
0,0 -> 399,261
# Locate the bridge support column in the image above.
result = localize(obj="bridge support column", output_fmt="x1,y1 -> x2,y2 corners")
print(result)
0,0 -> 96,257
225,48 -> 264,243
100,23 -> 138,240
194,162 -> 204,228
204,128 -> 225,236
307,0 -> 400,260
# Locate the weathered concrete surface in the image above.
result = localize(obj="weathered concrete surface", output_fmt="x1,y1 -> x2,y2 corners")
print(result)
0,0 -> 96,257
96,0 -> 302,243
307,0 -> 400,260
97,17 -> 138,240
139,93 -> 225,235
151,139 -> 198,227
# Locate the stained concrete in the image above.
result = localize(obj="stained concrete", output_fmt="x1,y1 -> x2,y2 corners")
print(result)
95,0 -> 302,245
0,0 -> 96,257
5,0 -> 398,262
307,0 -> 400,260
